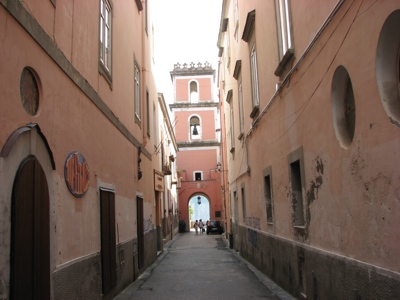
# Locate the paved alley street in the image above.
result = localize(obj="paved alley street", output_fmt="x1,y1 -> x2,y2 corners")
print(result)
114,230 -> 294,300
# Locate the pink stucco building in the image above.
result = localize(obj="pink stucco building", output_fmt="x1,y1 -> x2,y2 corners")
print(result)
0,0 -> 178,299
218,0 -> 400,299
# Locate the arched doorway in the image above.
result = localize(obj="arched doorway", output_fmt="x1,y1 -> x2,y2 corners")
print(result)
188,195 -> 210,225
10,155 -> 50,299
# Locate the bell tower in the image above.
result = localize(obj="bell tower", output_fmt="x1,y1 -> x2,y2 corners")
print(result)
170,62 -> 224,231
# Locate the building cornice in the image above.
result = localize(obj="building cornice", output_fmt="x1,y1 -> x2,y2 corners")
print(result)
170,62 -> 215,81
177,141 -> 220,148
170,102 -> 219,109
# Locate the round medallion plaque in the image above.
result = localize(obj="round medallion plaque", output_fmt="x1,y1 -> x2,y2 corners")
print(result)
64,151 -> 90,197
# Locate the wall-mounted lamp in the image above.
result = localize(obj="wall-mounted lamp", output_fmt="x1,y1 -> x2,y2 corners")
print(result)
197,196 -> 201,205
217,162 -> 221,171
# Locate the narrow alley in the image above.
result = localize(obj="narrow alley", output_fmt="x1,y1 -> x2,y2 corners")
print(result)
115,231 -> 294,300
1,1 -> 400,299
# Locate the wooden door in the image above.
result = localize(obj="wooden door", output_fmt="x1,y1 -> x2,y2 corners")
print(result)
11,156 -> 50,300
100,189 -> 117,294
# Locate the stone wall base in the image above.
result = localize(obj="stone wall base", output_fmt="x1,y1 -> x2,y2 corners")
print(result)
232,223 -> 400,300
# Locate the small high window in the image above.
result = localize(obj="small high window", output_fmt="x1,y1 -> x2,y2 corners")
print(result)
194,172 -> 202,181
263,166 -> 274,224
290,160 -> 304,227
288,147 -> 306,231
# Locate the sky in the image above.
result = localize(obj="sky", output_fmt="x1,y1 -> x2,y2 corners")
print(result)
152,0 -> 223,102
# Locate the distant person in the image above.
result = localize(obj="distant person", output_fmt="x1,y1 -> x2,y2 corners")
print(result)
194,220 -> 199,234
199,219 -> 204,234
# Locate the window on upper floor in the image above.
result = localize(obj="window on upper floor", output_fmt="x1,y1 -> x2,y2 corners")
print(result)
226,90 -> 235,153
189,81 -> 199,103
134,61 -> 141,124
153,103 -> 157,149
145,0 -> 148,35
190,116 -> 201,140
135,0 -> 143,11
242,10 -> 259,119
99,0 -> 112,85
194,171 -> 203,181
146,89 -> 150,137
238,79 -> 245,139
274,0 -> 294,77
250,43 -> 260,117
233,60 -> 244,139
233,0 -> 239,40
222,18 -> 231,70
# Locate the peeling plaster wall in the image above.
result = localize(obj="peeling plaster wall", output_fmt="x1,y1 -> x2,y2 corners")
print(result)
221,0 -> 400,298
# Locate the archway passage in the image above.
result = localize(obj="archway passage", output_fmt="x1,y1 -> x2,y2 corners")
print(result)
189,195 -> 210,225
10,156 -> 50,299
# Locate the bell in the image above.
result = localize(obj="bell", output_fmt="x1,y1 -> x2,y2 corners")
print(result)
192,124 -> 199,135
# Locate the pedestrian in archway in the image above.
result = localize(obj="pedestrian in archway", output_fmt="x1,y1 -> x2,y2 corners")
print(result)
199,219 -> 204,234
194,220 -> 199,235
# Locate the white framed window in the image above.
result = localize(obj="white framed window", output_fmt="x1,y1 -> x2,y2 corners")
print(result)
276,0 -> 293,57
194,171 -> 203,181
250,43 -> 260,111
225,22 -> 231,69
238,78 -> 244,138
226,90 -> 235,152
100,0 -> 112,79
134,62 -> 141,123
234,0 -> 239,39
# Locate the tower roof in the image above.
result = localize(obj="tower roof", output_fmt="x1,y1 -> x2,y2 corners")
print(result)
170,62 -> 215,81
